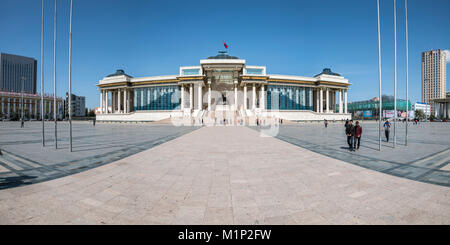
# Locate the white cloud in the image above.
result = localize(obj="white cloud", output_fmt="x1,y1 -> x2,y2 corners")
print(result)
445,50 -> 450,63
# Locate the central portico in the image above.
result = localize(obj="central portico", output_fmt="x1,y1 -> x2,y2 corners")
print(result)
96,51 -> 351,123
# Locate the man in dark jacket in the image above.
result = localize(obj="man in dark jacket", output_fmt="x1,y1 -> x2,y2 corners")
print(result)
345,120 -> 354,151
354,121 -> 362,150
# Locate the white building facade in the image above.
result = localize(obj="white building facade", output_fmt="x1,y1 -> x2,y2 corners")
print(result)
96,52 -> 351,123
413,102 -> 431,117
0,91 -> 64,120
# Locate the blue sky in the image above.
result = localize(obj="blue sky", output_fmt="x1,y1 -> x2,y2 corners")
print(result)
1,0 -> 449,109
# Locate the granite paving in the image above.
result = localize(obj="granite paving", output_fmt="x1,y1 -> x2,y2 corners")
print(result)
0,126 -> 449,224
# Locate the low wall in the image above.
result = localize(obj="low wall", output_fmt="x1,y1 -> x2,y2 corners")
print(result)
96,111 -> 183,122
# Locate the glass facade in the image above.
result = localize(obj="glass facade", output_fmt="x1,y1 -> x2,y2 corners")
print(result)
133,86 -> 180,110
266,85 -> 313,110
245,68 -> 263,75
0,53 -> 37,94
181,68 -> 201,76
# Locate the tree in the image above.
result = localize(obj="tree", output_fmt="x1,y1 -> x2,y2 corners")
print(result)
415,109 -> 425,120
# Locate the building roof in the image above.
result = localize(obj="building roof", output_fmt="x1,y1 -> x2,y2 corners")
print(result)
207,51 -> 239,60
314,68 -> 341,77
106,69 -> 132,78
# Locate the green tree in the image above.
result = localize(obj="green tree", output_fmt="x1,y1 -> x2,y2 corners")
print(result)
415,109 -> 425,120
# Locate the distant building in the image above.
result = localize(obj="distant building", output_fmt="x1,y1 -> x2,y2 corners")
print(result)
413,102 -> 431,117
345,95 -> 412,119
65,93 -> 86,117
422,49 -> 447,114
432,92 -> 450,119
0,53 -> 37,94
0,91 -> 63,120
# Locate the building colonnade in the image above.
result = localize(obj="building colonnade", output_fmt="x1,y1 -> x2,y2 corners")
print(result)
0,94 -> 63,119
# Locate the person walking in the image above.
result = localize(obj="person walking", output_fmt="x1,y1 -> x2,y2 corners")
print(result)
21,118 -> 24,128
93,117 -> 96,126
345,120 -> 354,151
354,121 -> 362,150
345,119 -> 349,128
383,119 -> 391,142
324,119 -> 328,128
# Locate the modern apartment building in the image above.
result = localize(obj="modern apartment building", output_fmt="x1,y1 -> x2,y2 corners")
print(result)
65,93 -> 86,117
422,49 -> 447,114
0,53 -> 37,94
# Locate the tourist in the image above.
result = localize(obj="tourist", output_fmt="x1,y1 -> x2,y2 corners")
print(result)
324,119 -> 328,128
345,119 -> 349,128
93,117 -> 96,126
383,119 -> 391,142
354,121 -> 362,150
21,119 -> 24,128
345,119 -> 354,151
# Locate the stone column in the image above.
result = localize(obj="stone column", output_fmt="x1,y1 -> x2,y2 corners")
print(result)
124,89 -> 128,113
260,85 -> 265,110
100,90 -> 103,114
316,89 -> 319,112
234,84 -> 238,110
189,84 -> 193,110
344,89 -> 348,114
105,90 -> 109,114
29,99 -> 32,116
208,84 -> 211,111
35,100 -> 38,119
326,88 -> 329,113
319,88 -> 323,113
1,98 -> 3,115
118,89 -> 122,113
7,98 -> 10,118
181,85 -> 185,110
198,84 -> 202,110
13,98 -> 16,113
252,83 -> 256,110
244,85 -> 247,110
339,89 -> 343,113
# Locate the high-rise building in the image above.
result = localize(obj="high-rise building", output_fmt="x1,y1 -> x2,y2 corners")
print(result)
421,49 -> 447,114
0,53 -> 37,94
65,93 -> 86,117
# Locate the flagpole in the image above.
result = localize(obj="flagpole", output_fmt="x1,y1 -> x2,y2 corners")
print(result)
53,0 -> 57,149
377,0 -> 383,151
41,0 -> 45,147
393,0 -> 397,148
405,0 -> 409,146
69,0 -> 73,152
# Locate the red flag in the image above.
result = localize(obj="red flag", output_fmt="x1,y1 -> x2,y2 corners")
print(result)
223,41 -> 228,49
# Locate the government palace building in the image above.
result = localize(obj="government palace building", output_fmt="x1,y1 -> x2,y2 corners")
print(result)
96,51 -> 351,124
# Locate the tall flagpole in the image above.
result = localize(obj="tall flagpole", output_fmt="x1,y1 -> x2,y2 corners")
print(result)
377,0 -> 383,151
405,0 -> 409,146
393,0 -> 397,148
69,0 -> 73,152
53,0 -> 57,149
41,0 -> 45,146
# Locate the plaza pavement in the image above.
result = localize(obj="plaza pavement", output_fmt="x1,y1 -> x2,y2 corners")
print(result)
0,125 -> 449,224
267,121 -> 450,186
0,121 -> 198,189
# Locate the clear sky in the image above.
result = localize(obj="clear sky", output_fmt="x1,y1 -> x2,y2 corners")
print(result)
1,0 -> 449,109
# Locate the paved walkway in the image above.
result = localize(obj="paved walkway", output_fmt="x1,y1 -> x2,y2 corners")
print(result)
256,121 -> 450,186
0,126 -> 449,224
0,121 -> 198,189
